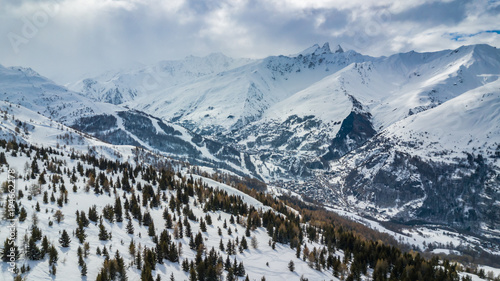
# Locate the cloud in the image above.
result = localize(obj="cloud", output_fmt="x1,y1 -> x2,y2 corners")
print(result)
0,0 -> 499,83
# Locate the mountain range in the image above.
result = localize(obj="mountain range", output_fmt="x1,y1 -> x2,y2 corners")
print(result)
1,42 -> 499,251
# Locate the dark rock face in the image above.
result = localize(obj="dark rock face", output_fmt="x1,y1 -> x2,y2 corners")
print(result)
322,111 -> 376,161
341,137 -> 500,235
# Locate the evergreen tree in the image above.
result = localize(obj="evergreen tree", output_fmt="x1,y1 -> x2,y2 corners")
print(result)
59,230 -> 71,247
19,207 -> 27,222
81,263 -> 87,277
148,221 -> 156,237
98,220 -> 109,240
0,152 -> 7,165
49,245 -> 58,265
236,261 -> 245,277
205,214 -> 212,225
240,236 -> 248,250
165,213 -> 173,229
27,237 -> 42,260
31,225 -> 42,241
115,197 -> 123,222
41,236 -> 49,257
88,205 -> 98,222
126,219 -> 134,234
189,267 -> 197,281
200,219 -> 207,232
121,170 -> 131,192
38,171 -> 47,185
76,225 -> 87,243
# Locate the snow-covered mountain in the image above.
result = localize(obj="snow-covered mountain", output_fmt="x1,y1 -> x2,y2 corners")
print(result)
71,44 -> 500,177
69,43 -> 369,133
0,65 -> 257,178
66,43 -> 500,241
0,103 -> 344,280
2,43 -> 500,249
327,79 -> 500,234
68,53 -> 254,105
3,103 -> 493,281
0,65 -> 113,124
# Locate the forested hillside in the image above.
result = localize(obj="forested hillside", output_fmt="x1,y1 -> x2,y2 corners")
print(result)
0,137 -> 493,280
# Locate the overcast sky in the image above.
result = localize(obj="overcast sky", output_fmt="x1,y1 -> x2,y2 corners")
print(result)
1,0 -> 499,83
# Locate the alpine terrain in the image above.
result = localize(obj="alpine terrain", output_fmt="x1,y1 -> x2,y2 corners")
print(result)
68,43 -> 500,245
0,43 -> 499,281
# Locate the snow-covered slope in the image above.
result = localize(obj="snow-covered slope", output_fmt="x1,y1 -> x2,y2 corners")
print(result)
4,43 -> 500,247
70,44 -> 500,182
287,79 -> 500,237
71,43 -> 369,133
335,79 -> 500,226
0,65 -> 257,178
0,100 -> 136,161
68,53 -> 254,105
0,65 -> 119,124
0,129 -> 339,281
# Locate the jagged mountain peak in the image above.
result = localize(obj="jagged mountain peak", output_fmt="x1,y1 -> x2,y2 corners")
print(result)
295,42 -> 336,56
295,43 -> 320,56
9,66 -> 42,77
335,44 -> 344,53
314,42 -> 332,55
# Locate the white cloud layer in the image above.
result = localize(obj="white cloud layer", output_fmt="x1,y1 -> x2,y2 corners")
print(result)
1,0 -> 499,83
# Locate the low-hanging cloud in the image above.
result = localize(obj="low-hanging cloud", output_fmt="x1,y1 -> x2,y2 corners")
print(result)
1,0 -> 499,83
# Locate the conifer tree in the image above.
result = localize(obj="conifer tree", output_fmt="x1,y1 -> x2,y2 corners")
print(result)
49,245 -> 58,265
50,264 -> 57,276
19,207 -> 27,222
148,221 -> 156,237
0,152 -> 7,165
59,230 -> 71,247
41,236 -> 49,257
126,219 -> 134,234
98,220 -> 109,241
200,219 -> 207,232
241,236 -> 248,250
76,225 -> 86,243
27,237 -> 41,260
81,263 -> 87,277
